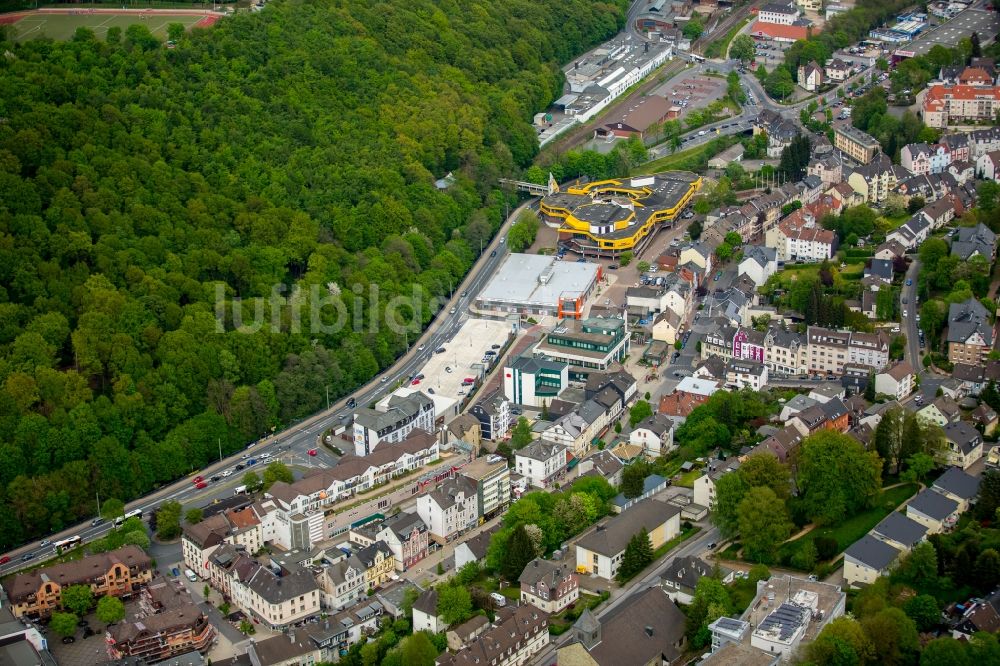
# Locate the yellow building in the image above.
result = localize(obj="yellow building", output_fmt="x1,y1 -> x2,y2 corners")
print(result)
540,172 -> 701,254
357,541 -> 395,590
573,498 -> 681,580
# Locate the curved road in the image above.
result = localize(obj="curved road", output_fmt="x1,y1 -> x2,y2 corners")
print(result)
0,199 -> 537,576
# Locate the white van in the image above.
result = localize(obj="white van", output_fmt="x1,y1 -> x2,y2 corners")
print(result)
490,592 -> 507,607
185,569 -> 198,582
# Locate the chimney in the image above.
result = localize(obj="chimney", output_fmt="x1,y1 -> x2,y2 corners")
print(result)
644,626 -> 654,637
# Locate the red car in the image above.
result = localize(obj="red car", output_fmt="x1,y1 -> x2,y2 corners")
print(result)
463,377 -> 475,383
411,379 -> 421,386
308,449 -> 318,456
0,556 -> 10,565
195,481 -> 207,489
192,475 -> 204,484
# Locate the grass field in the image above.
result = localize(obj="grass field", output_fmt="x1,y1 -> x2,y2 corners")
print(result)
6,10 -> 210,42
634,135 -> 739,175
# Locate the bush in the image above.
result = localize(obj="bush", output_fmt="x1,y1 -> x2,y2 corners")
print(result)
814,536 -> 839,561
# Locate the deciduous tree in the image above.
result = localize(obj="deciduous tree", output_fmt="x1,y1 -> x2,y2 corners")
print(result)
737,486 -> 792,563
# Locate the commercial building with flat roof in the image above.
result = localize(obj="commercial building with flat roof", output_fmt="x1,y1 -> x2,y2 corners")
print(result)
475,253 -> 600,319
540,172 -> 702,254
533,317 -> 630,380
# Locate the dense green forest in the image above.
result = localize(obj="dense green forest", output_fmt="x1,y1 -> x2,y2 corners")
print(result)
0,0 -> 629,547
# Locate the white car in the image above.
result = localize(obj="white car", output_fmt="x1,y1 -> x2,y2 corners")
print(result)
222,470 -> 233,477
260,452 -> 272,459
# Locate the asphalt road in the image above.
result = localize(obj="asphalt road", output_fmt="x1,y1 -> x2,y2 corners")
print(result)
530,524 -> 720,666
0,199 -> 535,576
902,259 -> 922,368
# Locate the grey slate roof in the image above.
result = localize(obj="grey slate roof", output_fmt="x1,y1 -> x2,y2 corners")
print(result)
933,466 -> 981,501
947,298 -> 992,345
908,489 -> 959,521
577,498 -> 679,556
845,534 -> 901,571
246,565 -> 319,605
635,413 -> 675,437
943,421 -> 982,455
872,511 -> 928,549
517,439 -> 566,463
661,556 -> 732,592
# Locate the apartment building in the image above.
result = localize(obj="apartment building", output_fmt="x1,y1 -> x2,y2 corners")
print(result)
469,392 -> 513,440
3,547 -> 152,619
438,605 -> 549,666
515,440 -> 568,489
355,541 -> 394,590
766,215 -> 836,262
947,298 -> 994,364
351,512 -> 429,572
319,556 -> 367,611
461,456 -> 512,520
107,607 -> 215,663
835,125 -> 882,164
807,326 -> 888,374
758,1 -> 799,25
922,84 -> 1000,128
352,391 -> 435,456
901,142 -> 952,175
504,355 -> 570,408
416,475 -> 479,543
519,559 -> 579,614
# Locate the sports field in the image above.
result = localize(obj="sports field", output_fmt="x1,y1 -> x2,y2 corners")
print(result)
1,9 -> 218,42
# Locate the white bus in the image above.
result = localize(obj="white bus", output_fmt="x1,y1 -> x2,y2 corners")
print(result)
52,536 -> 81,552
114,509 -> 142,527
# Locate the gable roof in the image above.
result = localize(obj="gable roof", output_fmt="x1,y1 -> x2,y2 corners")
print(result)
845,534 -> 901,571
635,413 -> 675,437
584,587 -> 687,666
908,488 -> 959,521
933,466 -> 981,501
661,556 -> 732,592
947,298 -> 992,345
872,511 -> 928,549
576,499 -> 680,557
943,421 -> 982,454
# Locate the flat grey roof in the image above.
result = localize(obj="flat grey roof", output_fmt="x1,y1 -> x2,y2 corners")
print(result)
900,9 -> 1000,56
477,253 -> 599,308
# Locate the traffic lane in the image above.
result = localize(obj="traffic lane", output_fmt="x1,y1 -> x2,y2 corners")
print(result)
902,259 -> 921,367
0,202 -> 526,569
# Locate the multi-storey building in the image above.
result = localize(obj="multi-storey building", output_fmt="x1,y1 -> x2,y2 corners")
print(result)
319,556 -> 367,611
3,547 -> 152,619
515,440 -> 568,489
468,392 -> 513,440
901,142 -> 952,175
947,298 -> 994,364
416,475 -> 479,543
835,125 -> 882,164
352,512 -> 429,572
758,1 -> 799,25
806,326 -> 889,374
438,605 -> 549,666
355,541 -> 394,590
352,392 -> 435,456
766,215 -> 836,262
519,559 -> 579,614
107,607 -> 215,663
503,355 -> 569,408
461,457 -> 511,520
922,84 -> 1000,128
533,317 -> 630,380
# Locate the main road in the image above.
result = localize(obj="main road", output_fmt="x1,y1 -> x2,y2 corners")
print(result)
0,199 -> 537,576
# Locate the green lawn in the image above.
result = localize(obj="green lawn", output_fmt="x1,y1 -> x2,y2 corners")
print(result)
634,136 -> 739,175
705,17 -> 750,59
675,468 -> 702,488
549,591 -> 609,635
778,483 -> 919,569
9,11 -> 208,42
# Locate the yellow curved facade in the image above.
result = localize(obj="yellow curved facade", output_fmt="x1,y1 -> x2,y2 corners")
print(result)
539,174 -> 702,251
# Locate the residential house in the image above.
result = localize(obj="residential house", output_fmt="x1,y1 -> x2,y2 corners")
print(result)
352,391 -> 435,456
754,109 -> 801,158
416,475 -> 479,543
797,60 -> 823,91
906,489 -> 960,534
952,223 -> 997,261
952,363 -> 986,396
355,542 -> 394,590
766,214 -> 835,262
738,246 -> 778,286
660,556 -> 734,604
947,298 -> 994,365
469,393 -> 513,441
543,400 -> 608,457
693,457 -> 741,509
629,413 -> 675,457
576,450 -> 625,488
575,499 -> 681,580
106,581 -> 216,663
438,606 -> 549,666
825,59 -> 853,82
917,396 -> 962,427
453,527 -> 496,572
652,309 -> 684,345
977,150 -> 1000,180
519,559 -> 579,614
874,362 -> 915,400
411,589 -> 444,633
887,214 -> 931,250
843,534 -> 902,588
461,456 -> 511,520
725,359 -> 769,391
864,258 -> 894,284
352,512 -> 429,572
808,152 -> 845,186
901,142 -> 952,175
3,547 -> 152,619
446,616 -> 490,653
942,421 -> 984,469
974,403 -> 999,435
320,556 -> 367,611
875,240 -> 907,261
658,390 -> 709,425
557,587 -> 687,666
871,511 -> 928,551
932,466 -> 981,512
759,425 -> 805,462
847,153 -> 896,203
515,440 -> 568,489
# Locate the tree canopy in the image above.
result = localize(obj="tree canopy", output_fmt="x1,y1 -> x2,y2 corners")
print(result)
0,0 -> 629,548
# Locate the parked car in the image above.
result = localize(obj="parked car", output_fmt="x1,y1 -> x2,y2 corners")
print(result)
62,637 -> 75,645
435,347 -> 446,354
308,449 -> 318,456
411,379 -> 421,386
463,377 -> 476,383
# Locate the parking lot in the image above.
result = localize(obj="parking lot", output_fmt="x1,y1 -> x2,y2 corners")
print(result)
411,318 -> 514,399
651,75 -> 727,120
752,38 -> 791,67
902,8 -> 1000,56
